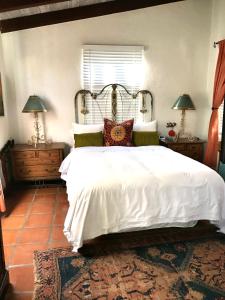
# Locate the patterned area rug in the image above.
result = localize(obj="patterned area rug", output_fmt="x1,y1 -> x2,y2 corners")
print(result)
33,231 -> 225,300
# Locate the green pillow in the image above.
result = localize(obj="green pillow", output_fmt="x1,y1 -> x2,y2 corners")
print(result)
132,131 -> 159,146
74,132 -> 104,147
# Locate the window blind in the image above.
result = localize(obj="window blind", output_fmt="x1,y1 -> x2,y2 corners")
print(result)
82,45 -> 144,124
219,102 -> 224,140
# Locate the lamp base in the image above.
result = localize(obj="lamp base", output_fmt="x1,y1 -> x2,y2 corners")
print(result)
28,135 -> 46,148
27,136 -> 52,148
177,131 -> 195,142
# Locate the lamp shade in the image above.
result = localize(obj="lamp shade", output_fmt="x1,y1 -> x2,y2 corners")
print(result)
172,94 -> 195,110
22,95 -> 47,113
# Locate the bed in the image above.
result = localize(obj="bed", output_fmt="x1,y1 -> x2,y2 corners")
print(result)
60,84 -> 225,252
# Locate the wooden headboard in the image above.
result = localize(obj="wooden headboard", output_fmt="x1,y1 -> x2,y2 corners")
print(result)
74,83 -> 153,123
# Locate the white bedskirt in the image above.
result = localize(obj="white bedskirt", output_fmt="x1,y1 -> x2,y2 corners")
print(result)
59,146 -> 225,252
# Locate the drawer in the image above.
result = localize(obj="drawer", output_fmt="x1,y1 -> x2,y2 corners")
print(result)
186,144 -> 201,151
187,144 -> 202,162
14,156 -> 60,167
177,150 -> 189,157
189,153 -> 201,161
38,150 -> 60,159
169,144 -> 186,152
188,150 -> 202,161
13,150 -> 61,166
13,151 -> 35,159
13,149 -> 60,160
15,165 -> 60,180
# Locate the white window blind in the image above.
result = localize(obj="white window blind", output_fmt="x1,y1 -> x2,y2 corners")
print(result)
219,101 -> 224,140
82,45 -> 144,124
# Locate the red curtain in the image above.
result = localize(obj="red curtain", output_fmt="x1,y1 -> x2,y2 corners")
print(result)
204,39 -> 225,169
0,161 -> 6,212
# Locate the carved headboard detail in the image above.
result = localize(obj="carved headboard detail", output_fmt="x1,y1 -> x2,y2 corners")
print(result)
74,83 -> 153,123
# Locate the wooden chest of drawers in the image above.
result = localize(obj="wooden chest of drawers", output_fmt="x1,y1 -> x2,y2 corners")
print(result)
11,143 -> 65,181
160,139 -> 204,162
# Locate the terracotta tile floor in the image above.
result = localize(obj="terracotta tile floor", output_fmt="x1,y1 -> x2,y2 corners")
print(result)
2,186 -> 70,300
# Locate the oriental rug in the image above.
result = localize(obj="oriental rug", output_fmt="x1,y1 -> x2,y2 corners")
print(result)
33,230 -> 225,300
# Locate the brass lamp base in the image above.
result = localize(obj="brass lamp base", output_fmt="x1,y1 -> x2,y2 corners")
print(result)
176,109 -> 190,141
28,135 -> 46,148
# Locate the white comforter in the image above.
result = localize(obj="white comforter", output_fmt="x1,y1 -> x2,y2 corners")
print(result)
59,146 -> 225,251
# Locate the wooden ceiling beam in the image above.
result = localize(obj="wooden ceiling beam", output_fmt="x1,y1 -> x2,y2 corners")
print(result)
0,0 -> 185,33
0,0 -> 69,13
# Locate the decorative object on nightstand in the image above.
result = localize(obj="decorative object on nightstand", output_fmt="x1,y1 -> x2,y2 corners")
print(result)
22,95 -> 47,148
160,138 -> 204,162
166,122 -> 177,141
172,94 -> 195,140
11,143 -> 65,182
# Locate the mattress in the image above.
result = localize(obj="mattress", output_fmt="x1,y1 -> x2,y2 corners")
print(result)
59,146 -> 225,251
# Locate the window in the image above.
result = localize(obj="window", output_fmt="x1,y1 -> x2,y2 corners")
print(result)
82,45 -> 144,124
219,101 -> 224,140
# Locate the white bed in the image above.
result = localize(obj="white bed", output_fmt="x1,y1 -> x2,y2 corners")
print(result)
59,145 -> 225,252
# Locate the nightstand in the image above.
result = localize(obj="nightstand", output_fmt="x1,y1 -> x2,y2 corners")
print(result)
160,139 -> 204,162
11,143 -> 65,181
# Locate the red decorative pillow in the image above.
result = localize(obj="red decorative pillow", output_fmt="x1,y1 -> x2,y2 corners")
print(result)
103,118 -> 134,146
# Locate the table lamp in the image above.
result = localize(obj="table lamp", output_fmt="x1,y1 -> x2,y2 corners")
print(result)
172,94 -> 195,140
22,95 -> 47,147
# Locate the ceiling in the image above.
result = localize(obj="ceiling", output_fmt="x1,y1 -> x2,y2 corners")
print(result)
0,0 -> 185,33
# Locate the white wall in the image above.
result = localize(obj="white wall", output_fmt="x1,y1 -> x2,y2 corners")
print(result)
1,0 -> 212,146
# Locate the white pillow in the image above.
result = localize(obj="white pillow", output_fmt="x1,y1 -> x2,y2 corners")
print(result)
72,122 -> 104,134
133,120 -> 157,132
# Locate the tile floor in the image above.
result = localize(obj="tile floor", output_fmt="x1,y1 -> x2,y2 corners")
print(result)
1,186 -> 70,300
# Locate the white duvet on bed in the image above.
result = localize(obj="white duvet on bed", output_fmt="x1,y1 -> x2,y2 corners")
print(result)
59,146 -> 225,252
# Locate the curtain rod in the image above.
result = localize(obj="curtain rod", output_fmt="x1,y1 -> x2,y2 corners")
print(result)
213,41 -> 219,48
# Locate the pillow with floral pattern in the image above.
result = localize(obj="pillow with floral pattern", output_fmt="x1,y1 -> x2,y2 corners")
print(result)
103,118 -> 134,146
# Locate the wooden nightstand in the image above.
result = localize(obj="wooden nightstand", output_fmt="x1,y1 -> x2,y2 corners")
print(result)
160,139 -> 204,162
11,143 -> 65,181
